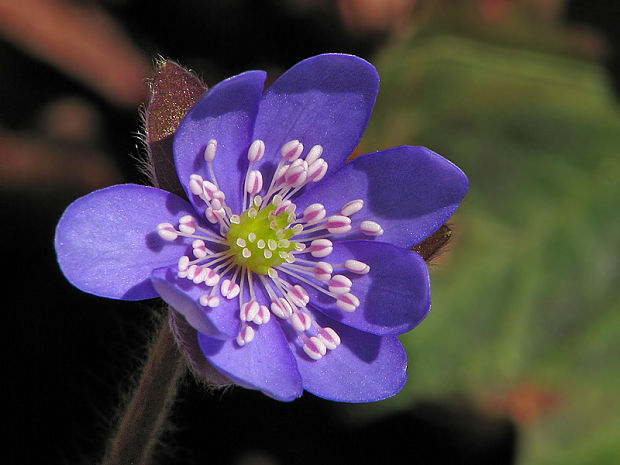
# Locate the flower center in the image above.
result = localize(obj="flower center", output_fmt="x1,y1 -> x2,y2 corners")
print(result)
156,138 -> 384,359
225,203 -> 300,275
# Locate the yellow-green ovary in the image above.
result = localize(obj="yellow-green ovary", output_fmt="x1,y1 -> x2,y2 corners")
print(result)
226,204 -> 299,275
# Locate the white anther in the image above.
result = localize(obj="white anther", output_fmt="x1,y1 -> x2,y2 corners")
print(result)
210,198 -> 222,211
309,159 -> 328,182
305,144 -> 323,165
211,208 -> 226,222
221,279 -> 240,299
272,165 -> 289,189
313,261 -> 333,282
186,265 -> 198,280
309,239 -> 333,258
302,203 -> 326,224
318,327 -> 341,350
252,305 -> 271,325
360,220 -> 384,236
246,170 -> 263,195
291,284 -> 310,305
189,174 -> 204,196
156,223 -> 178,241
192,266 -> 209,284
178,215 -> 197,234
202,181 -> 218,201
204,269 -> 220,287
204,139 -> 217,162
290,312 -> 312,332
192,240 -> 208,258
177,255 -> 190,272
285,163 -> 307,188
328,274 -> 352,295
275,199 -> 292,216
240,300 -> 260,322
199,294 -> 220,308
205,207 -> 218,224
337,293 -> 360,312
303,337 -> 327,360
281,139 -> 304,162
345,259 -> 370,275
326,215 -> 352,234
340,199 -> 364,217
270,298 -> 292,319
236,325 -> 255,346
247,139 -> 265,163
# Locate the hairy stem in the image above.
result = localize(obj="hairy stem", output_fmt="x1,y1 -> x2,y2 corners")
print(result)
101,312 -> 185,465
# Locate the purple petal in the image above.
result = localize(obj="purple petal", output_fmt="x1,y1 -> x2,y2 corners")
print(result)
288,313 -> 408,402
151,266 -> 240,339
252,54 -> 379,181
173,70 -> 266,215
198,319 -> 303,401
55,184 -> 195,300
295,146 -> 469,248
293,240 -> 430,336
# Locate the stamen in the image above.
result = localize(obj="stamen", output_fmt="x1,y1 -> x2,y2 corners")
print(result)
290,311 -> 312,332
336,293 -> 360,312
270,297 -> 293,319
328,274 -> 352,295
303,336 -> 327,360
340,199 -> 364,217
157,223 -> 178,241
345,259 -> 370,274
313,261 -> 333,282
240,300 -> 260,322
236,325 -> 255,346
199,294 -> 220,308
246,170 -> 263,195
307,159 -> 328,182
360,220 -> 384,236
306,239 -> 333,258
204,139 -> 217,162
281,139 -> 304,162
304,144 -> 323,165
252,305 -> 271,325
325,215 -> 352,234
317,327 -> 341,350
247,139 -> 265,163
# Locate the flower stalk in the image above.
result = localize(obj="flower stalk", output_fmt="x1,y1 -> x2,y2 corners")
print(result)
101,309 -> 185,465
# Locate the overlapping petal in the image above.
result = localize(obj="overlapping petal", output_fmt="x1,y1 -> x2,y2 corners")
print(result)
151,266 -> 240,339
174,70 -> 266,214
55,184 -> 194,300
286,312 -> 408,402
295,146 -> 469,248
293,240 -> 430,336
252,54 -> 379,182
198,319 -> 304,401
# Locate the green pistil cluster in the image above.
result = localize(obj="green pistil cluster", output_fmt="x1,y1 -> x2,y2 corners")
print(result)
226,203 -> 303,275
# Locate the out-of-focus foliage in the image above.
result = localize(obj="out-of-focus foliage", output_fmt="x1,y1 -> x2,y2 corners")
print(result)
355,34 -> 620,464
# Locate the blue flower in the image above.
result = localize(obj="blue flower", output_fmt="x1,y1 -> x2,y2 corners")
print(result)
55,54 -> 468,402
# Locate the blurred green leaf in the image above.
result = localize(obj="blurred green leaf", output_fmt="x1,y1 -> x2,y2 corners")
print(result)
356,35 -> 620,464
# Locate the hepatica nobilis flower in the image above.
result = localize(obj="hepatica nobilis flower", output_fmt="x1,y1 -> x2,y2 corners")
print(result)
55,54 -> 468,402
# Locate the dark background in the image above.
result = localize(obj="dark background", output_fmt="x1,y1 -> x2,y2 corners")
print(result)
3,1 -> 618,464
